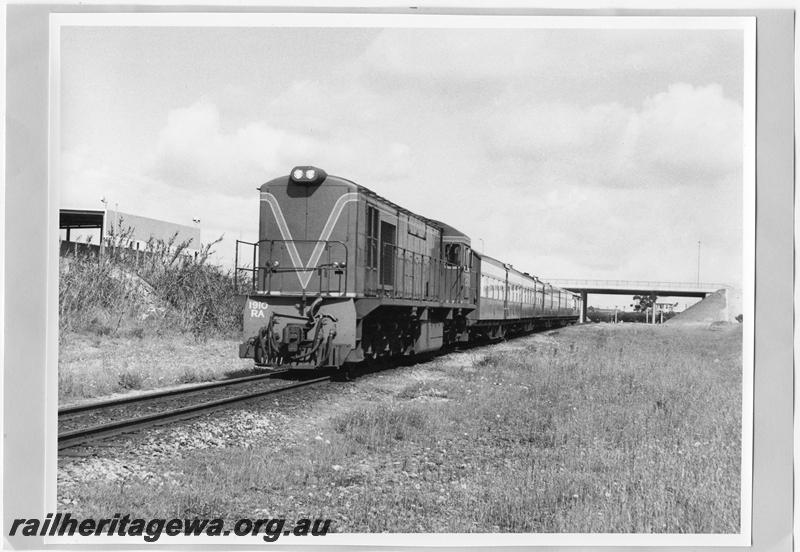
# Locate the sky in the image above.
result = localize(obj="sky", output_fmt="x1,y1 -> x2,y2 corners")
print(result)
59,20 -> 748,307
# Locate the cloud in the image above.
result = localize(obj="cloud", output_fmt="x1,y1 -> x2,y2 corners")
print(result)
146,99 -> 312,195
362,29 -> 543,82
483,83 -> 742,190
60,26 -> 745,287
360,28 -> 744,104
627,83 -> 743,183
146,98 -> 414,196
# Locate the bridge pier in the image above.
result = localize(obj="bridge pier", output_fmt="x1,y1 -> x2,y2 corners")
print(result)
579,290 -> 588,323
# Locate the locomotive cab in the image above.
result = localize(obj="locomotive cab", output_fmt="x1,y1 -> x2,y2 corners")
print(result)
434,220 -> 473,305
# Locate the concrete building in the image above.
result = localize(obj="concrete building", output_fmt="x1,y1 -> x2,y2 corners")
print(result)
60,208 -> 201,257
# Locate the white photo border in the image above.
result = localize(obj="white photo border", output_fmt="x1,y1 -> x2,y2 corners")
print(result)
18,8 -> 761,549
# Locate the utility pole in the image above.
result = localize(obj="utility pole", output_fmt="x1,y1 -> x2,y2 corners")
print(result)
696,240 -> 701,284
113,202 -> 119,258
193,218 -> 202,261
99,197 -> 108,258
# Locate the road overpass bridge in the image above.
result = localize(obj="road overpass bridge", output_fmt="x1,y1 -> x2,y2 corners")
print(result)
544,279 -> 730,323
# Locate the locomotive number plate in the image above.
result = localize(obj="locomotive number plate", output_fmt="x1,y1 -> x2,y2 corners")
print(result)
249,300 -> 269,319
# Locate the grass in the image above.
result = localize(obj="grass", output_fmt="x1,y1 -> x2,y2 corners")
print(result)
58,223 -> 252,402
60,323 -> 742,533
58,332 -> 256,404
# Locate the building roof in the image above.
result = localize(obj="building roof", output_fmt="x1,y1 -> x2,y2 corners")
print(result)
59,209 -> 104,229
60,209 -> 201,250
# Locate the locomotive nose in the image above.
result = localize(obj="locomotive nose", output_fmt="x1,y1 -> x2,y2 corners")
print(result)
239,296 -> 356,369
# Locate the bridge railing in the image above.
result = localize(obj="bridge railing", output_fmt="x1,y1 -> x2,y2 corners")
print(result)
544,279 -> 729,291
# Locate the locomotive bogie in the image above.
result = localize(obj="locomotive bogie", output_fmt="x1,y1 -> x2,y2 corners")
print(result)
356,305 -> 453,359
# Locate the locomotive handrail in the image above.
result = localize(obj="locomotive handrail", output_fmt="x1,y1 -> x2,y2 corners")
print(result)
236,237 -> 471,304
261,239 -> 348,296
234,239 -> 349,295
371,242 -> 466,303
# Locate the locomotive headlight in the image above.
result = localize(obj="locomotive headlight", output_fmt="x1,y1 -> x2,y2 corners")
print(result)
289,166 -> 328,185
272,260 -> 280,268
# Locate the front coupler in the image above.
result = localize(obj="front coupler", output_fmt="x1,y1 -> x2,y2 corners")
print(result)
239,296 -> 356,369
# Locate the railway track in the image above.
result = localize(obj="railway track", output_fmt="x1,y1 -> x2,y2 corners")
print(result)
58,371 -> 330,450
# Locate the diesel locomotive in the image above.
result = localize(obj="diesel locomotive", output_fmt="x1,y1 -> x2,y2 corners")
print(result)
235,166 -> 581,370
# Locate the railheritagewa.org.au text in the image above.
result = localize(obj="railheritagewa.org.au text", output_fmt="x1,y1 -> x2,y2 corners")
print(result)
9,513 -> 332,542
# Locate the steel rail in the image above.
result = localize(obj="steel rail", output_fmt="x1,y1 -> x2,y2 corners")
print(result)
58,370 -> 290,416
58,376 -> 330,450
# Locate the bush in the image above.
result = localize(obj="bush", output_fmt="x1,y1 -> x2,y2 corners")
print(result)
59,222 -> 241,339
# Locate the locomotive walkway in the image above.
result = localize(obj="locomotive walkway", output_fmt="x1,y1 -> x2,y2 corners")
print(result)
544,279 -> 730,323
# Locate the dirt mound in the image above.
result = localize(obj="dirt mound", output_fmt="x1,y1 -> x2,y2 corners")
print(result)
666,288 -> 742,325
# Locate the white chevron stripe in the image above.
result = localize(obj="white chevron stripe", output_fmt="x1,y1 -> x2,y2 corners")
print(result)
261,194 -> 304,271
260,192 -> 358,289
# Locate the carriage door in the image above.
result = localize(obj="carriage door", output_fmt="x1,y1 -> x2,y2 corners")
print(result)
380,221 -> 396,290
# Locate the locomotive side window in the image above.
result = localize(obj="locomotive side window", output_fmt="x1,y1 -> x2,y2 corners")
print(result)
366,205 -> 379,271
407,218 -> 426,239
379,221 -> 396,287
445,243 -> 461,265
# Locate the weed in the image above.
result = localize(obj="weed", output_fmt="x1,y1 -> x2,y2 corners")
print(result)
334,404 -> 427,448
473,354 -> 499,368
180,367 -> 204,384
397,381 -> 428,400
118,370 -> 144,390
